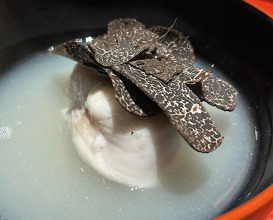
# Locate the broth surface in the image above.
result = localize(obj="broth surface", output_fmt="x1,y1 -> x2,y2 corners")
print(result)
0,53 -> 255,220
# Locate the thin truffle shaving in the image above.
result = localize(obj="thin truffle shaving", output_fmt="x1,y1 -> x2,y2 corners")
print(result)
51,18 -> 238,153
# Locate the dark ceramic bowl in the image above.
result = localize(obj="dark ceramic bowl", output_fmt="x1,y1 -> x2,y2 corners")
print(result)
0,0 -> 272,219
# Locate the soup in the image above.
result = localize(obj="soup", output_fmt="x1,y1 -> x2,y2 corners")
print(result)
0,52 -> 255,220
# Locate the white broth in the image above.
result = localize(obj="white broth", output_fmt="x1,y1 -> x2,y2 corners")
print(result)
0,53 -> 255,220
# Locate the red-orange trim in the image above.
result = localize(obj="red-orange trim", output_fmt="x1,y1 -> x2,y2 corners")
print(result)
243,0 -> 273,19
214,184 -> 273,220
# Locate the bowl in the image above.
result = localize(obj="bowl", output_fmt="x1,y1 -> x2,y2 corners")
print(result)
0,0 -> 272,219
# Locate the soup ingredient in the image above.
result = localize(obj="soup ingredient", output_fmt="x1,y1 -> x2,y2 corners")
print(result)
51,18 -> 237,153
53,42 -> 160,117
69,64 -> 180,187
111,63 -> 223,153
198,77 -> 237,111
148,26 -> 195,66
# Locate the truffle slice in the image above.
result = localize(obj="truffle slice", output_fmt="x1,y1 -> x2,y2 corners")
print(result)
62,42 -> 95,65
129,43 -> 183,83
88,19 -> 158,67
148,26 -> 237,111
52,41 -> 157,116
148,26 -> 195,67
107,18 -> 157,44
88,35 -> 146,67
51,42 -> 106,75
200,77 -> 237,111
104,68 -> 161,116
112,63 -> 223,153
180,66 -> 212,84
108,18 -> 145,34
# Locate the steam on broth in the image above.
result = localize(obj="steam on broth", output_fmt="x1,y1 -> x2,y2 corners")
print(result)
0,52 -> 255,220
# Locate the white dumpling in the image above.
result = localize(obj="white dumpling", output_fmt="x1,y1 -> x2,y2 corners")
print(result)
69,64 -> 181,188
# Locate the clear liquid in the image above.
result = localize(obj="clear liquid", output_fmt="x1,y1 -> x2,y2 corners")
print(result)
0,53 -> 255,220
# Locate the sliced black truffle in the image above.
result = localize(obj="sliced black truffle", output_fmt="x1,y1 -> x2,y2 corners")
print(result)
51,18 -> 238,153
51,42 -> 106,75
107,18 -> 146,36
107,18 -> 157,44
200,77 -> 237,111
180,66 -> 212,84
104,68 -> 161,116
88,19 -> 158,67
88,36 -> 146,67
148,26 -> 195,67
129,43 -> 183,83
51,41 -> 158,117
112,64 -> 224,153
